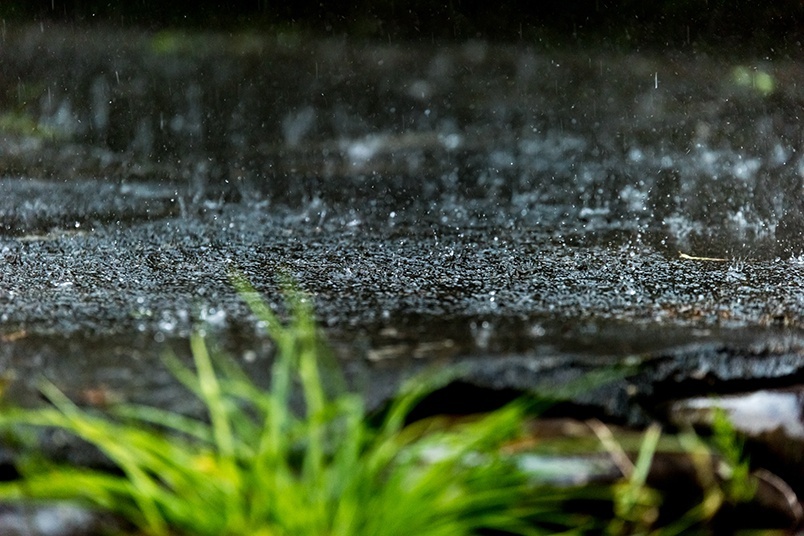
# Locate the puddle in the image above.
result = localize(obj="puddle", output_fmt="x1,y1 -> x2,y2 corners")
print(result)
0,178 -> 178,236
1,27 -> 802,258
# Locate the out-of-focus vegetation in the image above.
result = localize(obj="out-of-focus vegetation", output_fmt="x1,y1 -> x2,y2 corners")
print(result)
0,277 -> 779,535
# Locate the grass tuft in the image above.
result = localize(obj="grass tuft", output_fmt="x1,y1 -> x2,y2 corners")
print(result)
0,277 -> 574,536
0,275 -> 768,535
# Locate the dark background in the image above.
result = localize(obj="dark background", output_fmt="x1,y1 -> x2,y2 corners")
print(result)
1,0 -> 802,49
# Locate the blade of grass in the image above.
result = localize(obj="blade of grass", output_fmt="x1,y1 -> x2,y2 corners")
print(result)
36,381 -> 171,535
0,273 -> 675,536
191,333 -> 249,530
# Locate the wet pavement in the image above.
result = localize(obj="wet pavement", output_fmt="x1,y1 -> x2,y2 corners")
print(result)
0,23 -> 803,531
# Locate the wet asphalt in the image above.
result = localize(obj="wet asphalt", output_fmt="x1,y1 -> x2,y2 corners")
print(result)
0,26 -> 802,484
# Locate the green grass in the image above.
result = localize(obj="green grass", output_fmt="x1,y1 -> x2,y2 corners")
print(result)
0,276 -> 763,536
0,278 -> 588,536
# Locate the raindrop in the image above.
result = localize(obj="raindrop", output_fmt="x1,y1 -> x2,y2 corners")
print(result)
470,320 -> 493,349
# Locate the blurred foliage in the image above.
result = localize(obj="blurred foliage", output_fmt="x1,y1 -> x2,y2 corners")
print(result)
0,0 -> 801,48
0,111 -> 66,140
0,277 -> 773,535
709,408 -> 756,503
730,66 -> 776,96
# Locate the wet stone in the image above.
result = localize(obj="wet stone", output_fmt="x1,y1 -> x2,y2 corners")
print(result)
669,386 -> 804,496
0,504 -> 121,536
